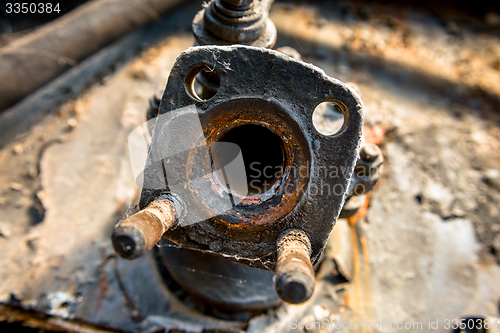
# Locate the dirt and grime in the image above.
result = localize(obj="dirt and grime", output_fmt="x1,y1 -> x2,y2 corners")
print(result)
0,0 -> 499,331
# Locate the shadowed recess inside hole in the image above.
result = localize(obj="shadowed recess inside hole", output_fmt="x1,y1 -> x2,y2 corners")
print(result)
212,125 -> 285,196
193,69 -> 221,100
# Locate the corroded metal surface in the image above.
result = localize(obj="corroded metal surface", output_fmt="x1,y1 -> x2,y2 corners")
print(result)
112,199 -> 176,260
158,244 -> 282,312
275,230 -> 315,304
139,45 -> 364,270
340,143 -> 384,218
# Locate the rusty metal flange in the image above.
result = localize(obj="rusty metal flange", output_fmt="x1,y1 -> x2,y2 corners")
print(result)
141,45 -> 364,270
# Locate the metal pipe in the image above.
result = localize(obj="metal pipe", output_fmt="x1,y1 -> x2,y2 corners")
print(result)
0,0 -> 185,112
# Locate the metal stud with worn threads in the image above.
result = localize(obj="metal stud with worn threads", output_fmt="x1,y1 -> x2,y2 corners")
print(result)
112,200 -> 176,260
275,230 -> 315,304
360,143 -> 381,162
221,0 -> 254,9
192,0 -> 276,48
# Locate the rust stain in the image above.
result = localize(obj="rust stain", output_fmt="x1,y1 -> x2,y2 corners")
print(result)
241,196 -> 261,204
360,234 -> 373,332
348,194 -> 375,332
349,220 -> 363,332
363,124 -> 387,146
348,195 -> 370,225
94,252 -> 113,313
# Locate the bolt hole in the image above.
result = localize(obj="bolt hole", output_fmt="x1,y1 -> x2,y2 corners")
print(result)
312,102 -> 345,136
185,65 -> 221,101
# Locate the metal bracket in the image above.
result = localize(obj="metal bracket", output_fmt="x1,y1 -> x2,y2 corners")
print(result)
139,45 -> 364,270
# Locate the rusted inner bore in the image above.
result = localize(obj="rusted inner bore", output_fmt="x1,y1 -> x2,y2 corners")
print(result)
187,98 -> 311,228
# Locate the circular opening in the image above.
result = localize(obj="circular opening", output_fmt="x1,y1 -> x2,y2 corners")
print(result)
185,65 -> 221,101
312,101 -> 345,135
212,125 -> 285,196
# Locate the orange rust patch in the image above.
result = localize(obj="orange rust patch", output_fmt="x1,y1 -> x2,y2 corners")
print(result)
363,125 -> 387,146
348,194 -> 370,225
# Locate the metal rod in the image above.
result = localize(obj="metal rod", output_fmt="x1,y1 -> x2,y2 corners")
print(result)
275,230 -> 315,304
112,200 -> 176,260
